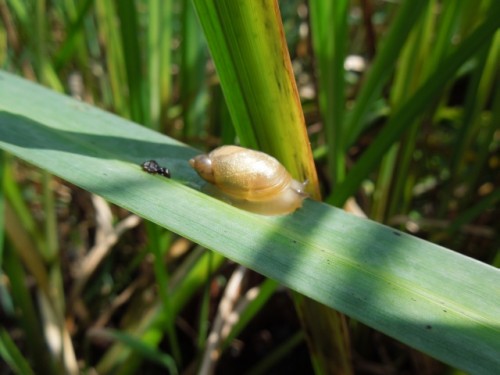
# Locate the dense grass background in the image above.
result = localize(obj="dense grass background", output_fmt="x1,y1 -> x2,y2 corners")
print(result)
0,0 -> 499,374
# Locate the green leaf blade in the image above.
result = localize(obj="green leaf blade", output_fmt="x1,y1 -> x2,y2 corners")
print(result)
0,71 -> 499,374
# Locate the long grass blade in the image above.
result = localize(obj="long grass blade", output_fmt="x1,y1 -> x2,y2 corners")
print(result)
0,72 -> 499,373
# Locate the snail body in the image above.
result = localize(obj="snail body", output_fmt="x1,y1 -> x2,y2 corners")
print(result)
189,145 -> 307,215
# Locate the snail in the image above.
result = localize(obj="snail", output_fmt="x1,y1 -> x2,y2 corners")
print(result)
189,145 -> 308,215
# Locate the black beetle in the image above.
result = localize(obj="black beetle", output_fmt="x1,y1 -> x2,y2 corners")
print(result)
141,160 -> 171,178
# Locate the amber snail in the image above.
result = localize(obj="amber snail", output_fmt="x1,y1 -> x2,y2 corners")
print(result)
189,145 -> 308,215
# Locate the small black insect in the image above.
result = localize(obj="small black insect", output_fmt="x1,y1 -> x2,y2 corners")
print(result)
141,160 -> 171,178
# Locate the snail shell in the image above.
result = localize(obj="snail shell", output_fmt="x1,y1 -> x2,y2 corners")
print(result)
189,145 -> 308,215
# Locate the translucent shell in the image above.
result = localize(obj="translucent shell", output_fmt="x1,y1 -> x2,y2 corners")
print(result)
189,145 -> 307,215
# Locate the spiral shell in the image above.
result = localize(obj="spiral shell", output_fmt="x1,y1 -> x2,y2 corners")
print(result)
189,145 -> 307,215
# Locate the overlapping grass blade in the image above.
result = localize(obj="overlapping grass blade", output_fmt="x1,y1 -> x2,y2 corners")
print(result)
330,7 -> 500,206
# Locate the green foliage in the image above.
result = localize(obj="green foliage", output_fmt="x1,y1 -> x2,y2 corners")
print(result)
0,1 -> 499,374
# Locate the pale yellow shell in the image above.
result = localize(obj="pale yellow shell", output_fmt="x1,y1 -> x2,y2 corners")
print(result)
189,145 -> 307,215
